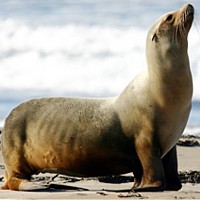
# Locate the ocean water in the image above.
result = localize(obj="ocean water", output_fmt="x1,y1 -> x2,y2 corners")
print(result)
0,0 -> 200,135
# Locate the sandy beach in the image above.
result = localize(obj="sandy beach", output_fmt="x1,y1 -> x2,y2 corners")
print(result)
0,132 -> 199,199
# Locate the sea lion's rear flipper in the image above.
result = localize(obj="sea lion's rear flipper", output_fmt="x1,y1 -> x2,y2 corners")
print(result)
1,169 -> 48,191
19,181 -> 49,191
1,177 -> 48,191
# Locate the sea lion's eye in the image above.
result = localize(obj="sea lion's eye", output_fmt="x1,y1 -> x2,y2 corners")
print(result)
166,14 -> 173,22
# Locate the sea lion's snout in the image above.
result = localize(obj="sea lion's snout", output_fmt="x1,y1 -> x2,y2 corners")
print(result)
173,4 -> 194,38
180,4 -> 194,24
184,4 -> 194,19
184,4 -> 194,13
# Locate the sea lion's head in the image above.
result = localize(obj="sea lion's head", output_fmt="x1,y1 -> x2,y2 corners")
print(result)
146,4 -> 194,66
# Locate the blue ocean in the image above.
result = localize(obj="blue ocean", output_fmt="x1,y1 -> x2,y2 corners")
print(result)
0,0 -> 199,135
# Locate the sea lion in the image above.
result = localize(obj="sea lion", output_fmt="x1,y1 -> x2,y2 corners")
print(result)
1,4 -> 194,191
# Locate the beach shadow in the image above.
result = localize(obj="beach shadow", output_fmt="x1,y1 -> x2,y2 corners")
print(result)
47,183 -> 89,192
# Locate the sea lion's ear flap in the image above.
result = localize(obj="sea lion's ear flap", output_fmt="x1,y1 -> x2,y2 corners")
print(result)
152,33 -> 157,41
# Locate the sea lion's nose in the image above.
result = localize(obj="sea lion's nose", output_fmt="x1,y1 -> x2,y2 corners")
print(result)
184,4 -> 194,14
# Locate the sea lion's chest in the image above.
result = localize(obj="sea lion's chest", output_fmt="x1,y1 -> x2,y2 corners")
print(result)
156,106 -> 191,156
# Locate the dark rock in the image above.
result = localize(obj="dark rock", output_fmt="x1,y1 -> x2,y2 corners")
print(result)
177,139 -> 199,146
179,171 -> 200,184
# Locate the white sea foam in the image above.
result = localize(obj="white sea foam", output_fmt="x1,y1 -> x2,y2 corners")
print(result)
184,126 -> 200,137
0,19 -> 199,100
0,19 -> 146,97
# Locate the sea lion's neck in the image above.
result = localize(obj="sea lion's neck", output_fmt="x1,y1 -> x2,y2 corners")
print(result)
147,50 -> 193,107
